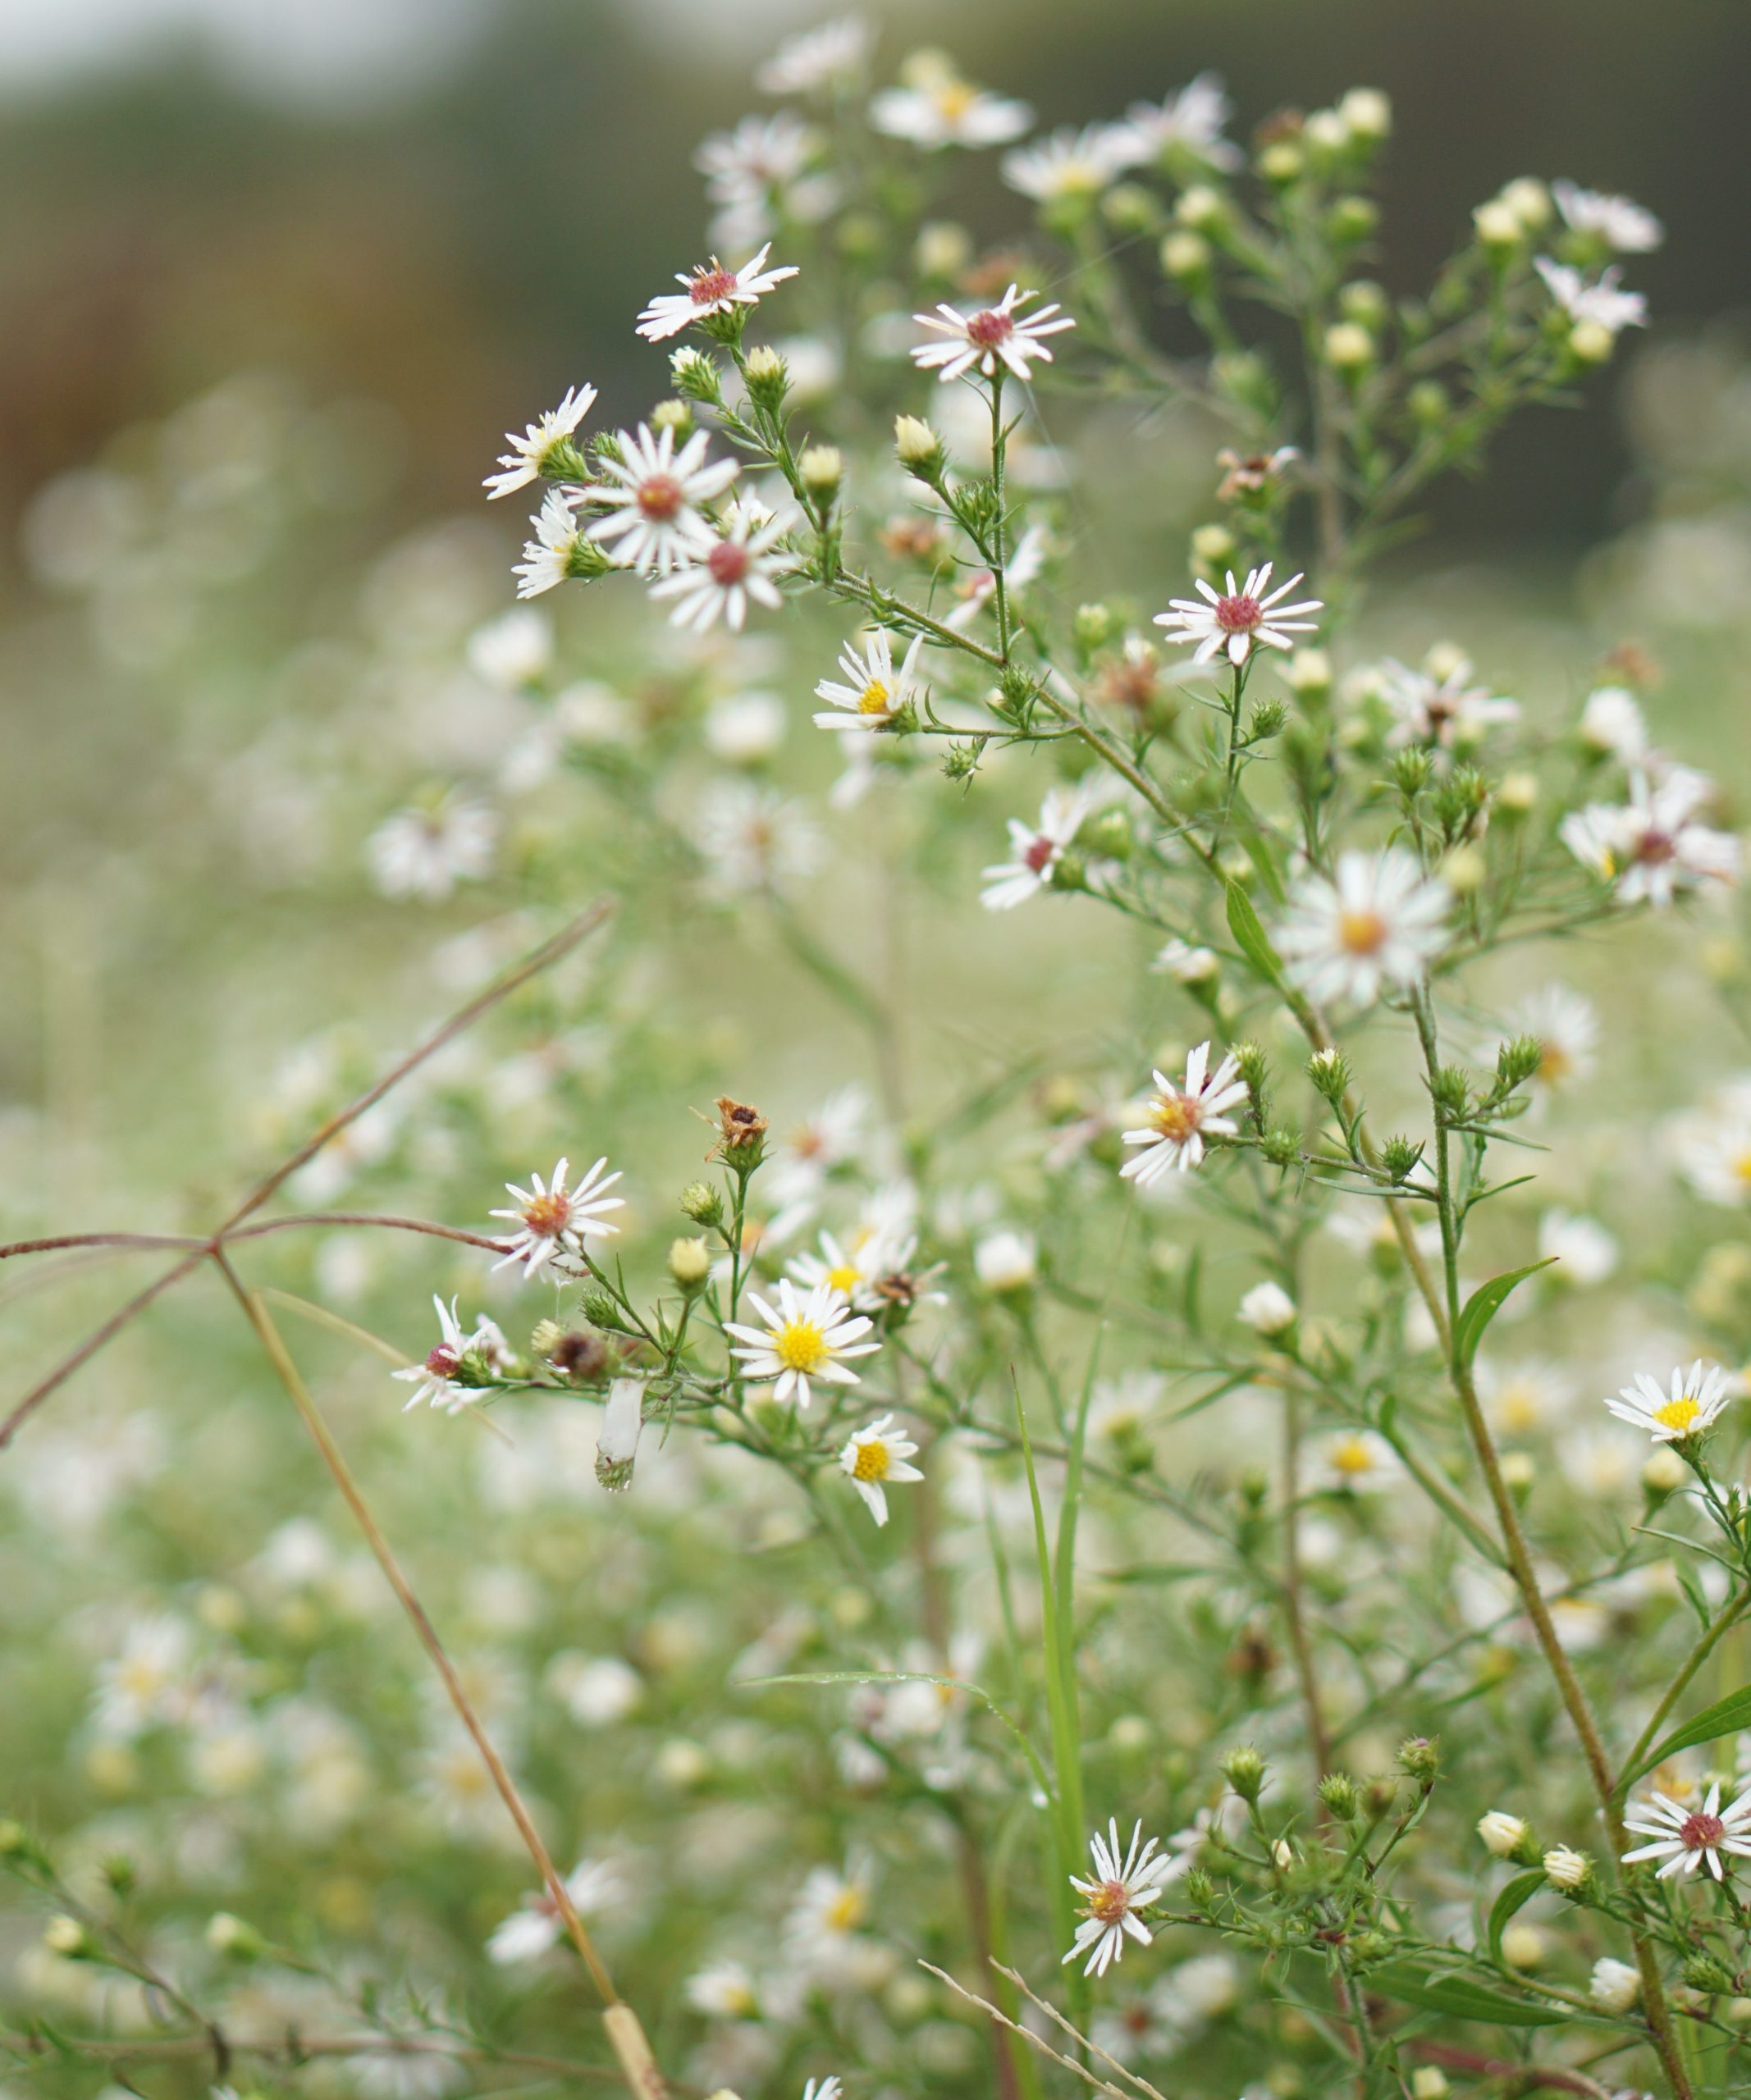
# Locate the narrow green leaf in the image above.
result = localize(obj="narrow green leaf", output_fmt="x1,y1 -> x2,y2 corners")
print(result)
1452,1259 -> 1557,1375
1624,1682 -> 1751,1790
1485,1870 -> 1546,1964
1234,824 -> 1288,905
1362,1963 -> 1567,2028
1224,880 -> 1284,988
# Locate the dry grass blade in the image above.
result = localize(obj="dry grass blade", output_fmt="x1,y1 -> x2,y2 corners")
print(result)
917,1962 -> 1132,2100
993,1961 -> 1171,2100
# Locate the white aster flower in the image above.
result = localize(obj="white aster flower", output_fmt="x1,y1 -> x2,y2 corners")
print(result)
1538,1208 -> 1619,1285
756,15 -> 870,94
697,112 -> 816,197
1315,1428 -> 1402,1493
1673,1083 -> 1751,1207
1122,72 -> 1241,170
686,1960 -> 762,2019
1154,560 -> 1323,668
696,779 -> 825,894
93,1615 -> 195,1738
649,501 -> 789,632
1590,1956 -> 1642,2013
1500,984 -> 1599,1092
1120,1042 -> 1248,1185
514,488 -> 591,600
912,284 -> 1075,384
487,1859 -> 624,1963
483,383 -> 596,500
871,73 -> 1031,151
1478,1810 -> 1529,1857
1002,124 -> 1142,203
726,1278 -> 880,1408
1579,684 -> 1648,762
1063,1819 -> 1172,1979
586,423 -> 739,577
1623,1780 -> 1751,1879
813,629 -> 926,734
705,690 -> 788,763
636,241 -> 800,343
1238,1281 -> 1296,1337
981,783 -> 1096,911
945,523 -> 1049,630
839,1413 -> 924,1526
1553,180 -> 1663,253
974,1229 -> 1037,1294
468,605 -> 554,689
393,1295 -> 506,1413
1603,1360 -> 1733,1445
1380,655 -> 1519,748
788,1226 -> 898,1312
1277,848 -> 1451,1006
490,1156 -> 624,1278
368,794 -> 496,903
1153,938 -> 1219,984
1535,257 -> 1648,336
1560,767 -> 1740,907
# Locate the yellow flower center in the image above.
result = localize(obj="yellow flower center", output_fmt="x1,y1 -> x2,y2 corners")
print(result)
1495,1380 -> 1541,1434
523,1192 -> 571,1237
1733,1150 -> 1751,1186
774,1318 -> 829,1373
1087,1879 -> 1131,1924
1337,908 -> 1388,956
935,81 -> 976,120
857,678 -> 891,714
825,1262 -> 862,1293
1653,1395 -> 1700,1434
1331,1435 -> 1377,1476
1537,1040 -> 1570,1082
825,1885 -> 867,1931
1153,1093 -> 1200,1142
853,1438 -> 892,1482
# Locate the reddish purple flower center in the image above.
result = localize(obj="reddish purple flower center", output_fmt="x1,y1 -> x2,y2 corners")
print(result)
1024,835 -> 1057,874
637,474 -> 684,521
1215,592 -> 1263,634
967,308 -> 1015,348
707,540 -> 750,585
1634,828 -> 1677,866
1087,1879 -> 1130,1924
425,1343 -> 460,1376
1681,1811 -> 1726,1851
689,266 -> 738,305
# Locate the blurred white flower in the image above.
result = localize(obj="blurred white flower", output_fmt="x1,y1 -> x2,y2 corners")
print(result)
1538,1208 -> 1619,1285
1553,180 -> 1663,253
756,16 -> 871,95
1277,849 -> 1450,1006
368,794 -> 497,902
487,1859 -> 626,1963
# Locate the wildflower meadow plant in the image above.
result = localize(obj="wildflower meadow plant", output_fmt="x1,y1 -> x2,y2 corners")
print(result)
8,23 -> 1751,2100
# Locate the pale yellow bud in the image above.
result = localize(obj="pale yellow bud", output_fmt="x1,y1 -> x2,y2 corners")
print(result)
798,444 -> 843,495
1473,199 -> 1523,248
1339,88 -> 1392,140
1323,321 -> 1374,372
1569,318 -> 1616,364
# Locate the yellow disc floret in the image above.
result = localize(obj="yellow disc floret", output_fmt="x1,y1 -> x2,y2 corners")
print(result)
774,1318 -> 830,1375
852,1437 -> 891,1483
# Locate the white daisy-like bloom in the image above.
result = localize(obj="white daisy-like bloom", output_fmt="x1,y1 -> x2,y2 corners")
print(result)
685,1960 -> 761,2019
973,1228 -> 1036,1294
1120,1043 -> 1249,1186
789,1228 -> 889,1311
1672,1082 -> 1751,1207
726,1278 -> 880,1408
1237,1281 -> 1296,1337
1537,1208 -> 1619,1284
636,241 -> 800,343
1001,123 -> 1143,203
1578,684 -> 1648,762
944,523 -> 1049,630
697,112 -> 816,199
1380,656 -> 1520,749
93,1614 -> 195,1739
468,605 -> 554,690
696,778 -> 825,895
799,2079 -> 841,2100
514,488 -> 589,600
1622,1780 -> 1751,1880
1534,257 -> 1648,337
1154,561 -> 1324,668
756,14 -> 870,94
393,1295 -> 505,1413
1479,1356 -> 1573,1436
1589,1956 -> 1642,2014
839,1413 -> 924,1527
981,783 -> 1097,911
586,423 -> 739,578
1560,767 -> 1740,907
1603,1360 -> 1734,1444
487,1858 -> 625,1963
911,284 -> 1075,384
785,1860 -> 872,1943
1063,1820 -> 1172,1979
813,629 -> 926,734
368,795 -> 497,903
870,74 -> 1032,151
761,1087 -> 871,1240
649,501 -> 789,632
489,1156 -> 624,1278
1153,938 -> 1219,984
1276,848 -> 1451,1006
1553,180 -> 1664,253
483,383 -> 597,500
1315,1428 -> 1402,1494
1500,984 -> 1599,1091
1122,71 -> 1241,170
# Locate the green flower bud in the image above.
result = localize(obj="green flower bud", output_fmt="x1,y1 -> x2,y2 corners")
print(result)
680,1180 -> 725,1228
1397,1735 -> 1441,1782
798,445 -> 842,498
1073,602 -> 1115,655
1222,1743 -> 1266,1801
1318,1770 -> 1360,1820
206,1911 -> 265,1959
